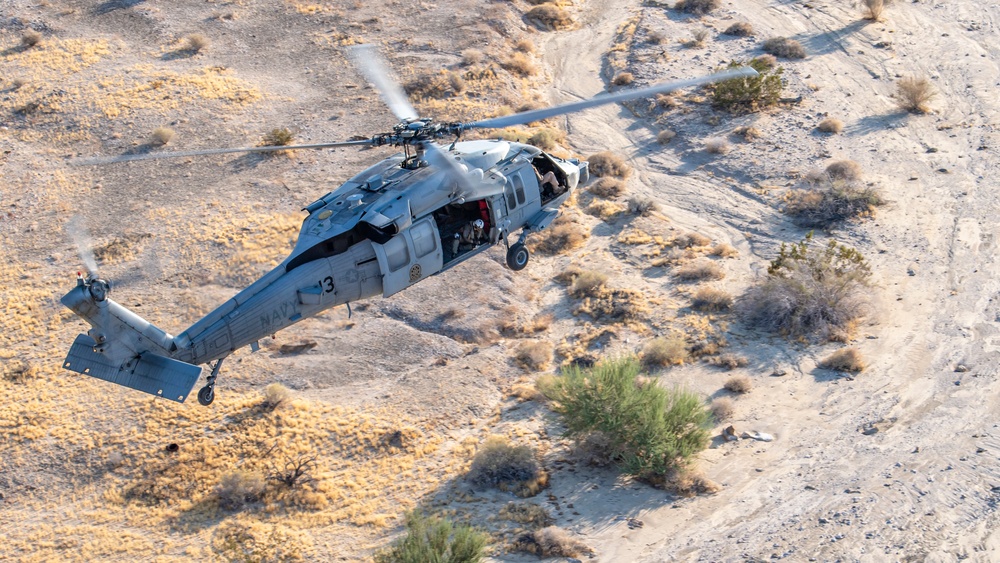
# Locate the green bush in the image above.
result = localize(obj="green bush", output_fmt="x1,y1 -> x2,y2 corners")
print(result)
711,58 -> 784,112
467,436 -> 546,496
739,233 -> 873,340
540,357 -> 711,480
374,511 -> 489,563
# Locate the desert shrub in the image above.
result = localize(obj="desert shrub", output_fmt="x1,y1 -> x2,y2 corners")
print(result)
589,177 -> 626,198
710,353 -> 748,369
448,71 -> 466,93
467,436 -> 546,496
688,29 -> 711,48
587,151 -> 631,178
896,75 -> 935,113
374,511 -> 489,563
499,502 -> 553,529
676,260 -> 725,281
733,126 -> 761,141
763,36 -> 806,59
739,233 -> 873,340
262,127 -> 294,146
570,270 -> 608,297
711,243 -> 738,257
724,22 -> 754,37
22,30 -> 42,48
691,287 -> 733,311
657,129 -> 677,144
574,288 -> 647,322
705,138 -> 730,154
613,72 -> 634,86
502,52 -> 538,77
540,357 -> 711,479
526,4 -> 573,30
586,200 -> 627,221
642,336 -> 689,367
267,455 -> 316,489
663,468 -> 722,496
711,58 -> 785,112
824,160 -> 864,182
648,30 -> 668,44
628,196 -> 658,216
527,127 -> 565,150
753,54 -> 778,69
861,0 -> 892,20
674,232 -> 712,248
529,216 -> 588,255
710,397 -> 735,422
723,374 -> 752,394
818,117 -> 844,133
515,527 -> 593,558
263,383 -> 291,410
819,347 -> 865,372
216,470 -> 266,510
214,521 -> 309,563
785,180 -> 884,227
151,127 -> 175,146
674,0 -> 720,15
461,49 -> 483,65
185,34 -> 210,53
656,93 -> 680,109
515,341 -> 554,371
514,38 -> 536,53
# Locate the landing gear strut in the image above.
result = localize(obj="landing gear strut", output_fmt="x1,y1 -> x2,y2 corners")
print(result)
197,357 -> 225,406
505,229 -> 531,271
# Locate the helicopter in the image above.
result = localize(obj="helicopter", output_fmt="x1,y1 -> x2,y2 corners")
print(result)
60,45 -> 756,406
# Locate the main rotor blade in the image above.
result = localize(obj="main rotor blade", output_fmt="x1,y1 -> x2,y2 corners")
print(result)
423,142 -> 504,199
66,215 -> 99,277
72,140 -> 374,165
463,66 -> 759,130
347,44 -> 419,122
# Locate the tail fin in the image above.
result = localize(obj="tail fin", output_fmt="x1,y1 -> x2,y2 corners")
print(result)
60,277 -> 202,403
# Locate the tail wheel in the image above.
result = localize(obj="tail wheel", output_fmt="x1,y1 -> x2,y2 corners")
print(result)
506,243 -> 529,271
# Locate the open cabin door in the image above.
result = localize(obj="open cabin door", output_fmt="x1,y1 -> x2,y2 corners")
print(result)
372,217 -> 444,297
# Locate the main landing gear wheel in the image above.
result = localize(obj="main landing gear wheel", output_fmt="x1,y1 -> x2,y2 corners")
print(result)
197,385 -> 215,406
506,243 -> 529,271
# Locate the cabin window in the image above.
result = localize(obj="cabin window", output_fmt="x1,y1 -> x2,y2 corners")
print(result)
383,234 -> 410,272
411,220 -> 436,258
512,174 -> 526,205
504,180 -> 517,210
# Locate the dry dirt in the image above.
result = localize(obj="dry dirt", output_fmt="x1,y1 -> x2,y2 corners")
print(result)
3,0 -> 1000,561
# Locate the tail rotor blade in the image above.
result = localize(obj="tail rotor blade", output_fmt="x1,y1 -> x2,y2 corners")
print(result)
346,44 -> 419,122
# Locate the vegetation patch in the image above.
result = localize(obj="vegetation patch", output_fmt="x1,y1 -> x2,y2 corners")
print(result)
514,526 -> 594,558
526,4 -> 573,31
539,357 -> 711,481
763,37 -> 806,59
691,287 -> 733,312
373,511 -> 489,563
515,340 -> 554,371
739,233 -> 873,341
896,75 -> 935,113
818,117 -> 844,133
587,151 -> 632,179
467,436 -> 548,497
785,168 -> 883,227
573,287 -> 648,322
498,502 -> 554,529
674,0 -> 720,15
711,58 -> 785,112
642,335 -> 689,367
723,374 -> 752,394
724,22 -> 754,37
676,260 -> 725,281
710,397 -> 735,422
528,215 -> 588,255
589,177 -> 627,198
819,347 -> 866,372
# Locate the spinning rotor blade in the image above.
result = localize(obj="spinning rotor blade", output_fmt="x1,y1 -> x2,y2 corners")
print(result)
422,142 -> 503,199
463,66 -> 759,130
347,44 -> 419,122
72,139 -> 374,166
67,215 -> 99,277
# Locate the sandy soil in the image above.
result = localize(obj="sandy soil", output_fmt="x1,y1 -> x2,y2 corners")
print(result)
3,0 -> 1000,561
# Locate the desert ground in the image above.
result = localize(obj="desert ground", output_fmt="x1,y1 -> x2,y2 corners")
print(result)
2,0 -> 1000,561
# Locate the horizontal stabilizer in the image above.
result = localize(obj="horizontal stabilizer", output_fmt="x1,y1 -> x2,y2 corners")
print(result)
63,334 -> 202,403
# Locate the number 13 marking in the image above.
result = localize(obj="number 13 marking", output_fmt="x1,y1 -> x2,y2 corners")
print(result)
319,276 -> 335,293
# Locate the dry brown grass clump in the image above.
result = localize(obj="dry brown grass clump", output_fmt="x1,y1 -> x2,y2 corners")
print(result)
515,526 -> 593,558
468,436 -> 547,497
674,232 -> 712,248
763,37 -> 806,59
526,4 -> 573,30
787,161 -> 883,227
711,243 -> 738,258
691,287 -> 733,312
262,383 -> 291,410
613,72 -> 635,86
642,335 -> 689,367
515,341 -> 554,371
657,129 -> 677,144
709,353 -> 748,370
628,197 -> 658,216
656,93 -> 680,109
574,288 -> 648,322
215,469 -> 266,510
589,177 -> 627,198
824,160 -> 864,182
570,270 -> 608,297
151,127 -> 175,146
499,502 -> 553,529
724,22 -> 754,37
587,151 -> 632,178
723,374 -> 752,394
461,48 -> 483,65
186,34 -> 210,53
647,29 -> 669,45
661,468 -> 722,496
502,52 -> 538,77
819,347 -> 866,372
674,0 -> 720,15
515,38 -> 536,53
861,0 -> 892,20
733,126 -> 762,141
586,200 -> 627,221
684,29 -> 711,48
529,215 -> 588,255
705,138 -> 731,154
710,397 -> 735,422
818,117 -> 845,133
676,260 -> 725,281
527,127 -> 565,151
262,127 -> 294,146
753,53 -> 778,69
896,75 -> 936,113
22,30 -> 42,48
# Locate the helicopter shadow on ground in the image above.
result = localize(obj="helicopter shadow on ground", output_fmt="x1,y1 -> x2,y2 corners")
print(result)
92,0 -> 147,15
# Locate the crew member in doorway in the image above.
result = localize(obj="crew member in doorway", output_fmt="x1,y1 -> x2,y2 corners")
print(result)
453,218 -> 485,256
535,167 -> 561,199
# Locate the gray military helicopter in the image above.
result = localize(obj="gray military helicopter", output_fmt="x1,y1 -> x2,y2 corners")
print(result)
61,45 -> 756,406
